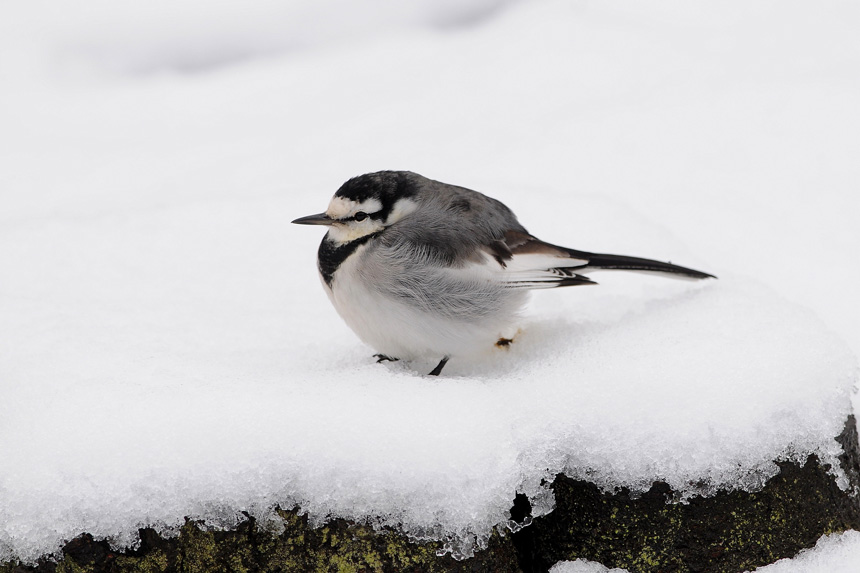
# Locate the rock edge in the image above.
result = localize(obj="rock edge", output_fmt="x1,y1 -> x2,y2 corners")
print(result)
3,417 -> 858,573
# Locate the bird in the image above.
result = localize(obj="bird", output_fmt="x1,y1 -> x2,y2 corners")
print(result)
293,171 -> 714,376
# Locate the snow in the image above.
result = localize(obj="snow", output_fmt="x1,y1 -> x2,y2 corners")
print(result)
551,530 -> 860,573
551,559 -> 630,573
1,0 -> 859,566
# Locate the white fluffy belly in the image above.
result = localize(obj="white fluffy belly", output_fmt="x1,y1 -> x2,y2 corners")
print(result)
324,251 -> 525,360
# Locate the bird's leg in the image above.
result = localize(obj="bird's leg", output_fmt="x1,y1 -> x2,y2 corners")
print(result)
428,356 -> 450,376
374,354 -> 399,363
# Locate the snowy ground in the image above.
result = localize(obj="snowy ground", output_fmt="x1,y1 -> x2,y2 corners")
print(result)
1,0 -> 859,568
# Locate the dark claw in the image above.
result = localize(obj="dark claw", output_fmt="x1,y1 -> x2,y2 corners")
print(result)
374,354 -> 399,363
496,337 -> 513,347
428,356 -> 450,376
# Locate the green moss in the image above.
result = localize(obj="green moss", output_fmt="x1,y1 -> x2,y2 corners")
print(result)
55,561 -> 90,573
30,510 -> 517,573
175,521 -> 219,573
114,550 -> 169,573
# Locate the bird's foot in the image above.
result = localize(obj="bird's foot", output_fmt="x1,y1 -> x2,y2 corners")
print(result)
428,356 -> 449,376
374,354 -> 399,363
496,328 -> 521,349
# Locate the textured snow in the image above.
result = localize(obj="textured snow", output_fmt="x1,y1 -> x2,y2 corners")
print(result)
551,559 -> 630,573
2,0 -> 859,564
551,530 -> 860,573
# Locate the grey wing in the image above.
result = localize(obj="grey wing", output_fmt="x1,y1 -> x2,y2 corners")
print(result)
381,182 -> 527,267
361,229 -> 592,321
364,187 -> 530,318
493,231 -> 597,289
361,238 -> 519,319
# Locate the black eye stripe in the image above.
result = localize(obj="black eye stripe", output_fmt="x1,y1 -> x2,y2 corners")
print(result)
338,207 -> 389,223
342,210 -> 384,222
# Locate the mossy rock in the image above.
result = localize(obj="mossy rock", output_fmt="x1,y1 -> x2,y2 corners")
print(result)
513,416 -> 860,572
3,417 -> 858,573
0,512 -> 519,573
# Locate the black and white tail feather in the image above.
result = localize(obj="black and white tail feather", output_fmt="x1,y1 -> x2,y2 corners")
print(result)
293,171 -> 715,376
495,230 -> 713,290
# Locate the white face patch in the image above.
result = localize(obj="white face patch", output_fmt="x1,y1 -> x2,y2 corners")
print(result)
326,196 -> 383,220
386,198 -> 419,225
325,196 -> 385,244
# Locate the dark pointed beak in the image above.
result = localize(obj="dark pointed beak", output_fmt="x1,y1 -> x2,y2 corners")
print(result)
291,212 -> 333,226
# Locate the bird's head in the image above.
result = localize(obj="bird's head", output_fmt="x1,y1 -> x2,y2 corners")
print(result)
292,171 -> 420,244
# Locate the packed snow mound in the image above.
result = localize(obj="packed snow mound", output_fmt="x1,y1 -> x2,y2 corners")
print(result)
0,188 -> 854,561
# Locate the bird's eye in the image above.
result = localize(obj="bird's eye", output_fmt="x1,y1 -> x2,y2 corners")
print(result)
354,211 -> 368,222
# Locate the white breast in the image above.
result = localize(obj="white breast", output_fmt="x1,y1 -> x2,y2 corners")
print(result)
323,244 -> 527,360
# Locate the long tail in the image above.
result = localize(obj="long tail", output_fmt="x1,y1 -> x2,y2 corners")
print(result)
568,248 -> 716,280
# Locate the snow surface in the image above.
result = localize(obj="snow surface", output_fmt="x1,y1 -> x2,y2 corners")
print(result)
551,530 -> 860,573
2,0 -> 860,565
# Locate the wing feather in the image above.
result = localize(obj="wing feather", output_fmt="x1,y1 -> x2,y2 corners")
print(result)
486,231 -> 597,290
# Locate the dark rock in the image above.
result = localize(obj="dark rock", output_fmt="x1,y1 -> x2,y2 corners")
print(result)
511,416 -> 860,572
